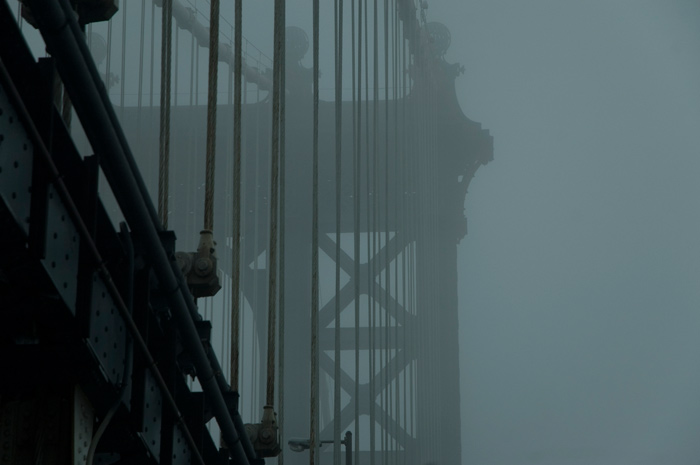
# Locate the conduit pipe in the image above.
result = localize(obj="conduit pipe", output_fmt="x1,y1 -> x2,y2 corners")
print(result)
25,1 -> 252,464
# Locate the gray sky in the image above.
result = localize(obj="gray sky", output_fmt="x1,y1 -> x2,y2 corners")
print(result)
427,1 -> 700,463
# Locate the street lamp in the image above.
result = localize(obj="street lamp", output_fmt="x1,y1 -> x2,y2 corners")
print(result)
288,431 -> 353,465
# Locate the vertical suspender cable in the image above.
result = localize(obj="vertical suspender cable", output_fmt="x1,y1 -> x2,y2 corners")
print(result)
390,4 -> 397,460
136,0 -> 145,156
99,13 -> 112,136
186,29 -> 195,249
382,2 -> 390,463
267,0 -> 284,408
432,69 -> 441,463
392,6 -> 406,465
148,0 -> 155,184
391,6 -> 398,462
417,50 -> 426,464
195,17 -> 200,106
62,1 -> 77,128
222,44 -> 231,380
150,1 -> 155,107
352,0 -> 362,463
158,0 -> 172,227
400,25 -> 407,465
240,48 -> 249,398
372,0 -> 379,461
172,25 -> 180,212
251,49 -> 263,418
149,1 -> 155,180
363,0 -> 372,461
391,22 -> 397,462
119,0 -> 127,119
278,6 -> 287,463
106,18 -> 112,90
407,44 -> 415,454
230,0 -> 242,391
310,1 -> 321,465
203,0 -> 220,231
333,0 -> 344,463
223,42 -> 234,377
174,27 -> 178,106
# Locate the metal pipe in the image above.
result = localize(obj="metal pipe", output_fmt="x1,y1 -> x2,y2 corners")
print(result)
24,2 -> 251,463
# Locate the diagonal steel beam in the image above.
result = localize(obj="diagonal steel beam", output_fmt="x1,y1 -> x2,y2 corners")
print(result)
318,397 -> 411,448
319,351 -> 358,398
319,233 -> 356,277
319,279 -> 415,330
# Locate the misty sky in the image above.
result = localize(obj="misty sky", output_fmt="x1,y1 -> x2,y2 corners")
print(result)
431,1 -> 700,463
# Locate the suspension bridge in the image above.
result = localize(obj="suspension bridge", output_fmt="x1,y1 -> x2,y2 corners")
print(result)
0,0 -> 492,464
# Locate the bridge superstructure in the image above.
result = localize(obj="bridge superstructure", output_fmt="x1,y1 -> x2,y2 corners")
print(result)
0,1 -> 492,464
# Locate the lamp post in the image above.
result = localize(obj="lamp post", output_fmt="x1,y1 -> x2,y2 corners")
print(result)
288,431 -> 352,465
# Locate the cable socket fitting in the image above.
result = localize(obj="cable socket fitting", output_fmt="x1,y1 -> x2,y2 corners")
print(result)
245,406 -> 281,457
175,230 -> 222,298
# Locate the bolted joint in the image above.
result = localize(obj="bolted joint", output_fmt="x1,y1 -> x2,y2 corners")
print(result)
194,256 -> 214,277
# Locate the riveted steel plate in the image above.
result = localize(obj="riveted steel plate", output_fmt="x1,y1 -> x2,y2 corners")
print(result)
41,184 -> 80,314
171,424 -> 192,465
139,369 -> 163,462
0,82 -> 33,237
87,274 -> 127,387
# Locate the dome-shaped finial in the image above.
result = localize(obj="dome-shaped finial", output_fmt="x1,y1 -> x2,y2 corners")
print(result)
426,22 -> 451,57
286,26 -> 309,62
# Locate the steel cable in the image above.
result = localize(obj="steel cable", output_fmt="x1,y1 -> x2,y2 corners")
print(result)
333,0 -> 344,462
400,19 -> 408,465
119,0 -> 127,118
391,4 -> 399,461
352,0 -> 362,463
203,0 -> 219,231
278,2 -> 287,461
160,15 -> 172,224
382,2 -> 390,463
364,0 -> 372,462
136,0 -> 145,165
371,0 -> 379,462
266,0 -> 284,408
230,0 -> 242,394
310,0 -> 320,464
158,0 -> 172,227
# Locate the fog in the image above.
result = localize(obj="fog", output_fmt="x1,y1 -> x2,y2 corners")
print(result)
438,1 -> 700,463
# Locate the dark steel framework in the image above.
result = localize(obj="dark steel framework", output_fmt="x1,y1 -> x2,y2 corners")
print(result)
0,2 -> 259,463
